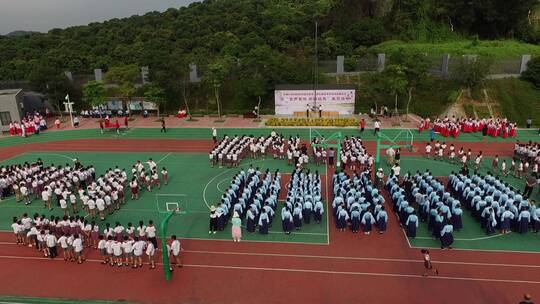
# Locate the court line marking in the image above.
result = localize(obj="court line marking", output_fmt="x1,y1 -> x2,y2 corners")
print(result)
0,254 -> 536,285
202,160 -> 265,209
180,249 -> 540,268
325,161 -> 330,245
408,243 -> 540,255
216,176 -> 232,193
237,227 -> 327,236
0,244 -> 538,268
414,232 -> 509,241
156,152 -> 172,164
183,264 -> 540,285
162,236 -> 327,246
24,152 -> 75,161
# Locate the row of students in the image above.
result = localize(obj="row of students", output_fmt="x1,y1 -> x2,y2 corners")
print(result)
217,167 -> 281,235
333,169 -> 388,235
130,159 -> 169,199
450,172 -> 540,235
11,214 -> 183,269
386,173 -> 455,249
210,135 -> 251,168
421,117 -> 517,139
339,136 -> 374,172
282,169 -> 325,234
1,159 -> 94,205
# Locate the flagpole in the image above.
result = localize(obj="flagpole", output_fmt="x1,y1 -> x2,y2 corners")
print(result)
66,94 -> 74,127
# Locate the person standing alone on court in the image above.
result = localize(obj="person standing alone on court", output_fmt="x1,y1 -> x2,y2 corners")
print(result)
160,117 -> 166,133
212,127 -> 217,144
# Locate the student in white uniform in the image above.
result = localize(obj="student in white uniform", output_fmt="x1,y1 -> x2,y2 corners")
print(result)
122,236 -> 134,267
146,240 -> 156,269
170,235 -> 183,268
111,239 -> 123,267
145,221 -> 157,248
132,236 -> 146,268
72,234 -> 84,264
97,235 -> 108,264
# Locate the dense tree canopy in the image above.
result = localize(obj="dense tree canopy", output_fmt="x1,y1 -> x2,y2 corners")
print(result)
0,0 -> 537,111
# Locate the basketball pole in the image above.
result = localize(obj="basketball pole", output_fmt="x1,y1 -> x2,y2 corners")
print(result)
160,210 -> 175,281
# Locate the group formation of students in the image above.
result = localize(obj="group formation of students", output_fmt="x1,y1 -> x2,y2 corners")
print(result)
8,111 -> 49,137
386,172 -> 456,249
282,168 -> 325,233
332,170 -> 388,234
0,158 -> 95,208
129,159 -> 169,201
11,214 -> 183,269
214,166 -> 281,235
449,172 -> 540,235
514,141 -> 540,177
209,135 -> 250,168
338,136 -> 374,172
419,117 -> 518,139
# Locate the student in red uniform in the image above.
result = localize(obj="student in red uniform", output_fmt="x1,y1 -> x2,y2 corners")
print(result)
421,249 -> 438,276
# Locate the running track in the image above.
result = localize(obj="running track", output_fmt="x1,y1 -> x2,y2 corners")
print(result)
0,139 -> 537,303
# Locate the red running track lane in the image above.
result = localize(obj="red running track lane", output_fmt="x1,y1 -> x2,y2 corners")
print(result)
0,139 -> 538,303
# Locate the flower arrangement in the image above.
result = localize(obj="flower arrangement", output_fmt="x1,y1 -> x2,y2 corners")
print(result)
265,118 -> 359,127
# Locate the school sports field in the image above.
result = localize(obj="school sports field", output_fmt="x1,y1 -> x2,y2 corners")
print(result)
0,127 -> 539,303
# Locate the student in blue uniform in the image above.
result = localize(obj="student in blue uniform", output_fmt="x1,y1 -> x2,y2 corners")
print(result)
303,200 -> 313,224
440,223 -> 454,249
258,209 -> 269,234
518,207 -> 531,234
500,206 -> 515,234
293,203 -> 303,230
350,208 -> 361,233
406,211 -> 419,238
282,207 -> 294,234
485,208 -> 497,235
313,200 -> 324,224
376,206 -> 388,234
246,207 -> 256,233
451,203 -> 463,231
336,205 -> 349,232
361,209 -> 375,235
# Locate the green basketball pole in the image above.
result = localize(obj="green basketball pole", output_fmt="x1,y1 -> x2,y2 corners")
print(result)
160,211 -> 175,281
311,131 -> 342,173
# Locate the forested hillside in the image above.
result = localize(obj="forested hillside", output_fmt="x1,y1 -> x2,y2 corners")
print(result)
0,0 -> 538,113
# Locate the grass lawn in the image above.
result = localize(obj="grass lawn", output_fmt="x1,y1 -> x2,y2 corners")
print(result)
486,78 -> 540,127
370,40 -> 540,59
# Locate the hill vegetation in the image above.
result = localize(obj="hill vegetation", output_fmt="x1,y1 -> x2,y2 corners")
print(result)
0,0 -> 538,114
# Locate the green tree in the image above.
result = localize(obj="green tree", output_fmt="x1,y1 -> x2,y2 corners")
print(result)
453,57 -> 492,97
204,56 -> 233,118
378,64 -> 408,115
522,56 -> 540,88
82,80 -> 106,108
143,85 -> 167,118
105,64 -> 140,109
390,51 -> 430,116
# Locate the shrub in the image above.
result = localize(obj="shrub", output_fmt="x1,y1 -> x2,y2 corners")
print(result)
265,118 -> 359,127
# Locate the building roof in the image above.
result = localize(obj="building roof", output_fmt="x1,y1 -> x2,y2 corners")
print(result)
0,88 -> 23,96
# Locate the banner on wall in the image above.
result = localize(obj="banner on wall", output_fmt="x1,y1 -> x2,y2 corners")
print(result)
274,89 -> 355,115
